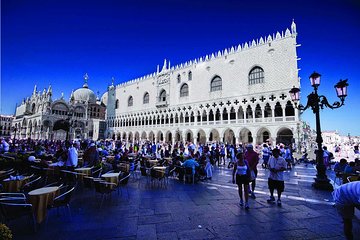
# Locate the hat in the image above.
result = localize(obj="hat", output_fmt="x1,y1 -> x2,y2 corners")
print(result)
246,144 -> 253,149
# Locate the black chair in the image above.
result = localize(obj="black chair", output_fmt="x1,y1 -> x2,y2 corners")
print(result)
21,176 -> 43,193
60,170 -> 79,187
93,179 -> 116,208
0,197 -> 36,232
91,167 -> 102,178
48,186 -> 75,218
83,176 -> 94,189
0,193 -> 27,202
117,173 -> 131,196
0,169 -> 15,181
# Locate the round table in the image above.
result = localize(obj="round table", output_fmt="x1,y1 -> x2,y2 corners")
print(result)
101,173 -> 120,188
28,186 -> 59,224
2,176 -> 29,192
75,167 -> 92,176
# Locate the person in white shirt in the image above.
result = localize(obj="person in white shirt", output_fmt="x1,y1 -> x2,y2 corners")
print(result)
1,139 -> 9,153
66,143 -> 78,169
332,182 -> 360,240
267,148 -> 287,206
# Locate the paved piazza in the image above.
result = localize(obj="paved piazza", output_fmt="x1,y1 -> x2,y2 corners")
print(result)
10,163 -> 360,240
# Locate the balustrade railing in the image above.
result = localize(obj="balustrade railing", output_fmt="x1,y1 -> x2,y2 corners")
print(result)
111,115 -> 298,130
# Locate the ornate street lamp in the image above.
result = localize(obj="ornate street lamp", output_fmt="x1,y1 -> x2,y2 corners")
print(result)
289,72 -> 349,191
11,126 -> 17,147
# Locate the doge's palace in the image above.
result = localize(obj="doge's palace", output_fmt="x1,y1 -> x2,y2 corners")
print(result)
104,20 -> 301,146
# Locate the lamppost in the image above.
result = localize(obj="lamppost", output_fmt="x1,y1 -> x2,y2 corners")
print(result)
289,72 -> 349,191
11,126 -> 17,147
296,122 -> 301,154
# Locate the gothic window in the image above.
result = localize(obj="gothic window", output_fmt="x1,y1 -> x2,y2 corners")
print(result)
230,107 -> 236,120
208,109 -> 214,121
264,103 -> 272,117
285,101 -> 295,116
188,71 -> 192,81
249,66 -> 264,85
128,96 -> 133,107
255,104 -> 262,118
215,109 -> 221,121
223,108 -> 228,120
246,105 -> 253,118
237,106 -> 244,119
115,99 -> 119,109
274,102 -> 283,117
177,74 -> 181,83
210,76 -> 222,92
143,92 -> 149,104
159,90 -> 167,102
180,84 -> 189,97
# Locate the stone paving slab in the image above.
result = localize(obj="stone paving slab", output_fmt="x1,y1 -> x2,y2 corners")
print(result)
6,163 -> 360,240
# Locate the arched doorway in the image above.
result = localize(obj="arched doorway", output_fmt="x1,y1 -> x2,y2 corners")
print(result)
53,119 -> 70,140
239,128 -> 253,144
128,132 -> 133,142
185,130 -> 193,143
223,128 -> 235,144
209,129 -> 220,142
134,132 -> 140,141
165,131 -> 172,143
141,131 -> 147,140
197,129 -> 206,144
276,127 -> 294,146
256,127 -> 271,145
157,131 -> 164,142
149,131 -> 155,142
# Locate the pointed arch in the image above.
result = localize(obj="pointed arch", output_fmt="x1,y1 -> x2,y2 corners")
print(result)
143,92 -> 149,104
128,96 -> 133,107
285,101 -> 295,116
180,83 -> 189,97
210,75 -> 222,92
274,102 -> 283,117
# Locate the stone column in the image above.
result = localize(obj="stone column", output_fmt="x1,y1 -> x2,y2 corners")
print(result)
282,105 -> 286,121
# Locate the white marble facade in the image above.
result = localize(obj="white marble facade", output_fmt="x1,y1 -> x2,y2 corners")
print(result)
105,21 -> 301,146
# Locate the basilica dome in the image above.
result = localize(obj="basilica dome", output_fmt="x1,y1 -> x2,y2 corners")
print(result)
72,82 -> 96,104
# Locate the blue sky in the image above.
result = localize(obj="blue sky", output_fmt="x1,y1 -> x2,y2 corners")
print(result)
2,0 -> 360,135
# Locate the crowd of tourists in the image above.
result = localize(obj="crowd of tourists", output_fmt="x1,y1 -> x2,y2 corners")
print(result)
0,136 -> 297,207
1,136 -> 359,239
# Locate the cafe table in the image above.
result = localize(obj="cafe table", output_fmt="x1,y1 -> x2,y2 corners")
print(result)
101,172 -> 120,188
28,186 -> 59,224
75,167 -> 92,176
2,176 -> 30,192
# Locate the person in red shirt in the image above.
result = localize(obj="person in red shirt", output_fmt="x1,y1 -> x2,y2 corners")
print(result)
244,144 -> 259,199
